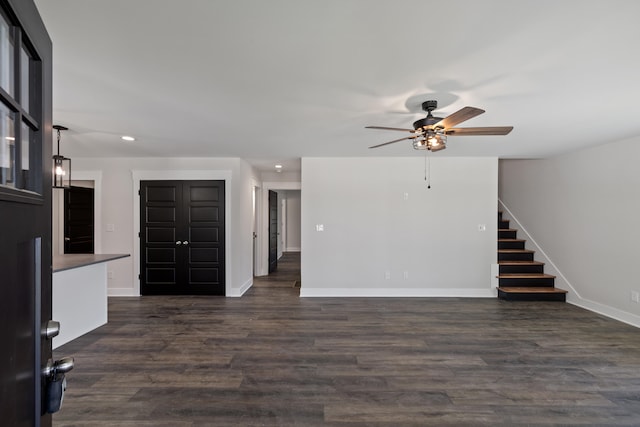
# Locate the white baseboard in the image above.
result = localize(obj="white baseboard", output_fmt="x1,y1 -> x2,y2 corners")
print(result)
568,297 -> 640,329
228,278 -> 253,297
300,287 -> 496,298
108,288 -> 139,297
285,247 -> 301,252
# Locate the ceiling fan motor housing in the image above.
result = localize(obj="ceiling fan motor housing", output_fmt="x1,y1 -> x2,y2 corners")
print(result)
413,116 -> 443,131
413,100 -> 443,130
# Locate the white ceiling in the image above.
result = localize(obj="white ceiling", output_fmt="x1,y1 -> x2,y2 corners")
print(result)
34,0 -> 640,172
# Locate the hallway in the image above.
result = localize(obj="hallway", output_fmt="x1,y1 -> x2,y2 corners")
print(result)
250,251 -> 301,297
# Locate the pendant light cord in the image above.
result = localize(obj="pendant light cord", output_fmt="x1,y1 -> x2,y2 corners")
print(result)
56,128 -> 61,156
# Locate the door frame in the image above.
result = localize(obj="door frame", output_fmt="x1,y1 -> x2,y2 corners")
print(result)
53,171 -> 102,255
259,181 -> 300,276
252,181 -> 262,276
281,197 -> 287,254
132,170 -> 232,296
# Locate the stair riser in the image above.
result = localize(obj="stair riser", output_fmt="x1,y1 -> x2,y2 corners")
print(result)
499,264 -> 545,274
498,241 -> 525,250
498,230 -> 517,239
498,290 -> 566,302
499,277 -> 555,287
498,219 -> 510,229
498,252 -> 534,262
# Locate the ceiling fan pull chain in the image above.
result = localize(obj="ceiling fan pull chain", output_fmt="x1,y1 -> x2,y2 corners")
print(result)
424,154 -> 431,189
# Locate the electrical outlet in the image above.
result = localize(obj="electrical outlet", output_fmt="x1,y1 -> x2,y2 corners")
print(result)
403,271 -> 409,280
384,271 -> 390,280
478,224 -> 486,232
107,270 -> 114,279
631,291 -> 639,303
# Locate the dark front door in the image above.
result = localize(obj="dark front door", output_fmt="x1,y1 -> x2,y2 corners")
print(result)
64,186 -> 94,253
140,180 -> 225,295
268,190 -> 278,273
0,1 -> 53,425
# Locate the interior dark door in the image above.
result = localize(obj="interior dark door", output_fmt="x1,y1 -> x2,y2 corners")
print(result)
64,186 -> 94,253
268,190 -> 278,273
140,180 -> 225,295
0,1 -> 53,425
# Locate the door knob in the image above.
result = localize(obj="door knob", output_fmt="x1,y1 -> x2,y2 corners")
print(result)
43,356 -> 74,378
42,320 -> 60,339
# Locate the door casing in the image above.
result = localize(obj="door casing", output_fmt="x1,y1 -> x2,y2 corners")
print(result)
132,170 -> 232,296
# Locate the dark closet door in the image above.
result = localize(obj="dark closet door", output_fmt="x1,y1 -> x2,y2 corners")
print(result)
140,180 -> 225,295
268,190 -> 278,273
64,186 -> 94,253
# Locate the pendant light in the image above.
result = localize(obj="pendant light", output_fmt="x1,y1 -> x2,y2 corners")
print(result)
52,125 -> 71,189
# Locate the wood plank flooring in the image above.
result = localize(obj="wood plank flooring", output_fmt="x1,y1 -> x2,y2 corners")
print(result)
54,252 -> 640,426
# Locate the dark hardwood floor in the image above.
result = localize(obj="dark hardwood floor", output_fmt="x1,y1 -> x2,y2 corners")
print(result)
54,252 -> 640,426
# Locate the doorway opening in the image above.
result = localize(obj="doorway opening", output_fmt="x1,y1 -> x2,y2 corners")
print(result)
52,171 -> 102,256
258,185 -> 301,291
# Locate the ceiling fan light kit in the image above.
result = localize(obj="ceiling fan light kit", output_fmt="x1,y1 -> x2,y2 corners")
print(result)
366,100 -> 513,152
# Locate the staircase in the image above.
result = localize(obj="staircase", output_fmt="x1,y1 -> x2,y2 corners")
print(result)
497,211 -> 567,301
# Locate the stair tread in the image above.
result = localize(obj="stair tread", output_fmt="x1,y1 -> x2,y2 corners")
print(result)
498,238 -> 526,242
498,287 -> 567,294
498,249 -> 535,253
498,261 -> 544,265
498,273 -> 556,279
498,228 -> 518,232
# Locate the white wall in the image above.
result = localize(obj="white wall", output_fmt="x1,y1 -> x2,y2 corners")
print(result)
301,157 -> 498,297
69,157 -> 258,297
499,136 -> 640,327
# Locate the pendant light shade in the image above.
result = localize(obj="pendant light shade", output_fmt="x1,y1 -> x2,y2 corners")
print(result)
52,125 -> 71,188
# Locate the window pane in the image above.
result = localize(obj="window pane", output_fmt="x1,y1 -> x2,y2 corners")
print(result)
21,46 -> 30,112
1,103 -> 16,187
21,121 -> 29,187
0,13 -> 14,97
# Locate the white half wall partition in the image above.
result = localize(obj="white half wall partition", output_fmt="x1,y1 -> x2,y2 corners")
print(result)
300,157 -> 498,297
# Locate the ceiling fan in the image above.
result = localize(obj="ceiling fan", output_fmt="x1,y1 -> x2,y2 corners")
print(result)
366,100 -> 513,152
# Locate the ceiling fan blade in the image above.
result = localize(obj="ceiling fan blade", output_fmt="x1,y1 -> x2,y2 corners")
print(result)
369,136 -> 415,149
365,126 -> 415,132
434,106 -> 485,129
445,126 -> 514,136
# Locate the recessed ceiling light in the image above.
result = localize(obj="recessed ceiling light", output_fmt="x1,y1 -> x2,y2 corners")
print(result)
121,135 -> 136,141
5,136 -> 15,141
275,164 -> 283,169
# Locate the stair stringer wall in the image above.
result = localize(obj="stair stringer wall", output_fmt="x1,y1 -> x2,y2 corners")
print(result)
499,199 -> 640,328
